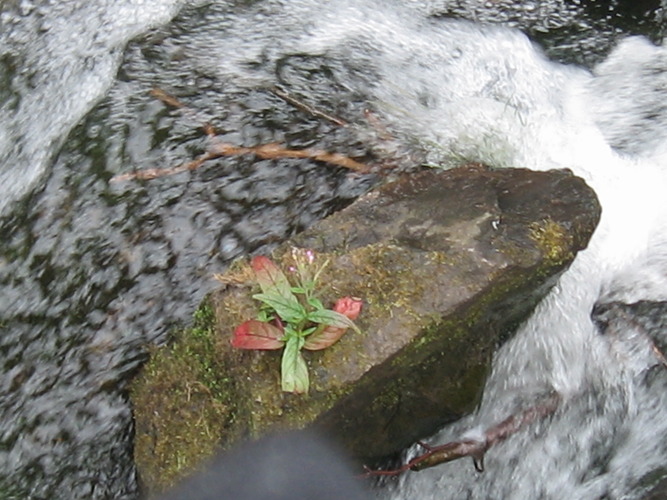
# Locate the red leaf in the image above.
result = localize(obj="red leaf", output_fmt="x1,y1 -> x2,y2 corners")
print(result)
304,297 -> 362,351
232,320 -> 284,350
333,296 -> 363,320
251,256 -> 294,301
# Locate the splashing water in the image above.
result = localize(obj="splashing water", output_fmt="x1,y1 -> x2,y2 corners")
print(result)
0,0 -> 666,498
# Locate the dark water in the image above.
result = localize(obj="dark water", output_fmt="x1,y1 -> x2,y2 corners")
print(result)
0,0 -> 665,498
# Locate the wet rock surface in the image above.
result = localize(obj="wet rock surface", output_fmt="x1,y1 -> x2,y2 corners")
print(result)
297,165 -> 600,458
132,164 -> 600,492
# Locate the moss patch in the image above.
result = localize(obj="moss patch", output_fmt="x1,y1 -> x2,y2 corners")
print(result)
130,300 -> 236,495
530,218 -> 574,266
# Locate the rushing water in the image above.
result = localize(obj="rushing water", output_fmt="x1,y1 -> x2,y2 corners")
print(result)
0,1 -> 666,499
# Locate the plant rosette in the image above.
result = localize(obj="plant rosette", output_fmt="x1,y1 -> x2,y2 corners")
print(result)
231,249 -> 362,394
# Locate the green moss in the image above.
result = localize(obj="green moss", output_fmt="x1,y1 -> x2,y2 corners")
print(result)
309,243 -> 436,330
130,299 -> 236,496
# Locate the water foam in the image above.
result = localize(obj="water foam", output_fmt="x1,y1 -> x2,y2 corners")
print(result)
0,0 -> 189,216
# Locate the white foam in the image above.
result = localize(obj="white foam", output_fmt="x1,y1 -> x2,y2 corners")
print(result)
0,0 -> 189,215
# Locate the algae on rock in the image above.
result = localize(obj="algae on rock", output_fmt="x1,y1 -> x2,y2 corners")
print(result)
130,164 -> 601,494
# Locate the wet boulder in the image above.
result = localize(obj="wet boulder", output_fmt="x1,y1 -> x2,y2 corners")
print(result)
131,164 -> 600,491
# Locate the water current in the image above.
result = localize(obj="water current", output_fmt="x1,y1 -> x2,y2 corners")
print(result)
0,1 -> 666,499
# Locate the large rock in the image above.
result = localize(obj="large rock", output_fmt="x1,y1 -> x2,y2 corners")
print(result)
131,164 -> 600,492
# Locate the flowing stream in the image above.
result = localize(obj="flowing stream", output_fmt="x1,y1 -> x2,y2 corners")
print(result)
1,1 -> 666,499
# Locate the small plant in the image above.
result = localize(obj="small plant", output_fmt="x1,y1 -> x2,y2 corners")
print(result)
231,249 -> 362,394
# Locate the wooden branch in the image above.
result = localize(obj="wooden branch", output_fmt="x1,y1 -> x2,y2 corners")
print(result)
361,392 -> 561,477
652,343 -> 667,369
110,141 -> 370,183
150,88 -> 186,109
110,88 -> 370,182
597,302 -> 667,371
110,153 -> 213,182
150,87 -> 218,137
207,142 -> 370,173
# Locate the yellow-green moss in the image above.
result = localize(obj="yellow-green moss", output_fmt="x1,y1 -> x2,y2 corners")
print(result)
530,218 -> 574,266
130,300 -> 236,496
130,243 -> 447,492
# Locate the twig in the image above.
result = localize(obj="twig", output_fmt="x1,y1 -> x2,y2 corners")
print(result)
150,87 -> 217,137
110,142 -> 370,182
208,142 -> 369,173
150,88 -> 186,109
361,392 -> 561,477
598,303 -> 667,371
651,342 -> 667,369
111,89 -> 370,182
110,152 -> 213,182
271,86 -> 349,127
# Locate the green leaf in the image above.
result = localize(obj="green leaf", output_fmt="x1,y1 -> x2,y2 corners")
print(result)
306,308 -> 360,333
281,336 -> 309,394
290,286 -> 308,295
306,296 -> 324,310
301,326 -> 317,337
256,308 -> 275,322
252,292 -> 306,324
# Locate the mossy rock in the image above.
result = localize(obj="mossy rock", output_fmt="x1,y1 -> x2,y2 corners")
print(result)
131,164 -> 600,494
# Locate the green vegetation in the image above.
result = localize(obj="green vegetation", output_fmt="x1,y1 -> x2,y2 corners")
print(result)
231,251 -> 361,394
130,300 -> 235,495
130,219 -> 581,494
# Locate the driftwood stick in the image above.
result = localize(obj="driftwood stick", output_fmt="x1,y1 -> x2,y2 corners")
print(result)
150,87 -> 217,137
110,152 -> 214,182
652,343 -> 667,369
598,303 -> 667,371
208,142 -> 370,173
111,88 -> 370,182
150,88 -> 186,109
111,142 -> 370,182
361,392 -> 561,478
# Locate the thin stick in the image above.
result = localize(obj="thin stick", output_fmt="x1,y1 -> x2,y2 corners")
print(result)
651,343 -> 667,369
150,88 -> 186,109
111,88 -> 370,182
602,304 -> 667,370
208,142 -> 369,172
110,142 -> 370,182
150,87 -> 218,136
110,153 -> 213,182
271,86 -> 349,127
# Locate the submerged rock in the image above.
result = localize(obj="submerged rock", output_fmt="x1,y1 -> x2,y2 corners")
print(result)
131,164 -> 600,492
